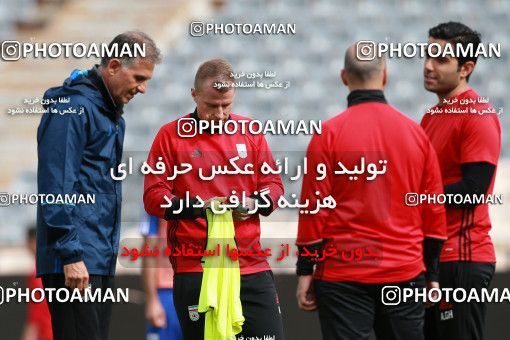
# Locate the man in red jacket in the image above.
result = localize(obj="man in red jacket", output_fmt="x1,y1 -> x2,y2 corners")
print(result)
421,22 -> 501,340
143,58 -> 284,339
296,43 -> 447,340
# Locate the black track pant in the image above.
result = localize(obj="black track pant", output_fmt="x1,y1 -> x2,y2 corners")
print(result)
314,274 -> 426,340
41,274 -> 114,340
425,262 -> 495,340
173,270 -> 284,339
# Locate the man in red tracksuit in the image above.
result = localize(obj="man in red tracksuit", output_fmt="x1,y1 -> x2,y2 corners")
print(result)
421,22 -> 501,340
295,43 -> 447,340
143,59 -> 285,339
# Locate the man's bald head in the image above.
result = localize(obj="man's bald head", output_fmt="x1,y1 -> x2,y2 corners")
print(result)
342,43 -> 387,90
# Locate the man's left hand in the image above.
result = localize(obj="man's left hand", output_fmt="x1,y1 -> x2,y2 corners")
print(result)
425,280 -> 440,308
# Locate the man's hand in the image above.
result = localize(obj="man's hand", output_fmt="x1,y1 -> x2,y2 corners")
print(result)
425,280 -> 440,308
203,197 -> 227,211
232,197 -> 257,221
203,196 -> 257,221
63,261 -> 89,291
145,297 -> 167,328
296,275 -> 317,311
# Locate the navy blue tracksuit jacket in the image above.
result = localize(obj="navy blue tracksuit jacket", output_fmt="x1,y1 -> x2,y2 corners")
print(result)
36,66 -> 125,276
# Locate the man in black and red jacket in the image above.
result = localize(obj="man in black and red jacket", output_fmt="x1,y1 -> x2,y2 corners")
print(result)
144,58 -> 285,339
421,22 -> 501,340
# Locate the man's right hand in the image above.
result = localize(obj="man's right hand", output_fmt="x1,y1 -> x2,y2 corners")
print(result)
296,275 -> 317,311
146,298 -> 167,328
203,197 -> 227,212
63,261 -> 89,291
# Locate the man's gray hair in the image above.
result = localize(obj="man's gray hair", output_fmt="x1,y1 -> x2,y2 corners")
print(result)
100,30 -> 161,67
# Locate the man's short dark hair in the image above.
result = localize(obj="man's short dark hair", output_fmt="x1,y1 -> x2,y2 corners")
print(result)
429,22 -> 481,80
100,30 -> 161,67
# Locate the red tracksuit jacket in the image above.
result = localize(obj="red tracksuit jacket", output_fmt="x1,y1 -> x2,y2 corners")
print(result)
144,112 -> 284,274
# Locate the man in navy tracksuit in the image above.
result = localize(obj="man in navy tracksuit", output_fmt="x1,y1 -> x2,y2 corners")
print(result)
36,31 -> 160,340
